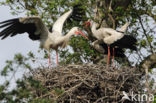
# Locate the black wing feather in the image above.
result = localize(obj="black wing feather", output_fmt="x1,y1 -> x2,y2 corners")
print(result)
100,43 -> 126,57
0,18 -> 40,40
0,18 -> 19,24
0,24 -> 18,39
68,4 -> 86,22
112,35 -> 137,50
72,5 -> 86,21
0,21 -> 17,28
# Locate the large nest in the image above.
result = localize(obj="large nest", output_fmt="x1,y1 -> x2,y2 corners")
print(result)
28,64 -> 142,103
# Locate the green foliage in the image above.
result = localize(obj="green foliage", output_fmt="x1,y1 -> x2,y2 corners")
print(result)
154,95 -> 156,103
0,76 -> 51,103
141,39 -> 147,47
1,53 -> 33,77
1,60 -> 13,76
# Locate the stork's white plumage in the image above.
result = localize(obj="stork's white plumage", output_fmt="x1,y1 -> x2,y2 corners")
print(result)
84,21 -> 136,68
90,21 -> 127,45
117,22 -> 130,33
0,6 -> 88,66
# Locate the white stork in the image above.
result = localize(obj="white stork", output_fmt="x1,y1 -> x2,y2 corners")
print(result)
0,6 -> 88,66
84,21 -> 137,68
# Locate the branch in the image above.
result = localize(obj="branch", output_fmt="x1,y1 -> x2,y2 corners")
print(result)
146,10 -> 156,22
138,16 -> 154,54
108,0 -> 113,12
112,0 -> 132,10
140,53 -> 156,70
107,13 -> 115,29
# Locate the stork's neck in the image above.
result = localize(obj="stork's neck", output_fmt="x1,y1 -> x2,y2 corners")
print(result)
58,28 -> 75,48
91,22 -> 98,34
64,29 -> 75,40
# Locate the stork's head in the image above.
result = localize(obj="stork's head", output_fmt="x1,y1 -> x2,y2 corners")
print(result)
83,20 -> 100,28
71,27 -> 88,39
82,21 -> 92,28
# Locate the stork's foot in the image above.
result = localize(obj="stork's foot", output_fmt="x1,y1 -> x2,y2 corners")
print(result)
48,52 -> 52,68
112,65 -> 116,69
56,51 -> 59,66
48,64 -> 52,69
111,62 -> 116,69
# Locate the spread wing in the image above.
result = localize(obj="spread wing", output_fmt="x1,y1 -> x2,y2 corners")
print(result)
0,16 -> 49,40
118,22 -> 129,32
52,9 -> 73,34
52,4 -> 86,34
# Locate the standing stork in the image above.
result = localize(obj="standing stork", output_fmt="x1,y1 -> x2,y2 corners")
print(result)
0,5 -> 88,66
84,21 -> 137,68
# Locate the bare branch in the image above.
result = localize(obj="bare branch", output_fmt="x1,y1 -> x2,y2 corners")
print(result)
138,16 -> 154,54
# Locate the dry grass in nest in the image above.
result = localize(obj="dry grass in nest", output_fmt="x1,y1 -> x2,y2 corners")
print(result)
27,64 -> 142,103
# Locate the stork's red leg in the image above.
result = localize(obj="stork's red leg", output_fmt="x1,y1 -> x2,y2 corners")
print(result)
48,52 -> 51,67
49,55 -> 51,64
113,47 -> 115,67
108,46 -> 110,65
56,51 -> 59,65
107,46 -> 110,68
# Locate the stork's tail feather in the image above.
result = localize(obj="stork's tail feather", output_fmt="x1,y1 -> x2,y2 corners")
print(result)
113,35 -> 137,51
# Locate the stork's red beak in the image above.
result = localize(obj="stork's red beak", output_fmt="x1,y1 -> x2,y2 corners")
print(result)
75,30 -> 88,39
82,21 -> 91,27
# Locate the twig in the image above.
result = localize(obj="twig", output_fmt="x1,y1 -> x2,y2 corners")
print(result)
138,16 -> 154,54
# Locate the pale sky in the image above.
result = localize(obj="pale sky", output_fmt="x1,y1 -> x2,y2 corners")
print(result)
0,5 -> 40,68
0,5 -> 41,89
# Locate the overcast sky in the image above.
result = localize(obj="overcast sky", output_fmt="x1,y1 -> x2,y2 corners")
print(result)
0,5 -> 41,89
0,5 -> 40,68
